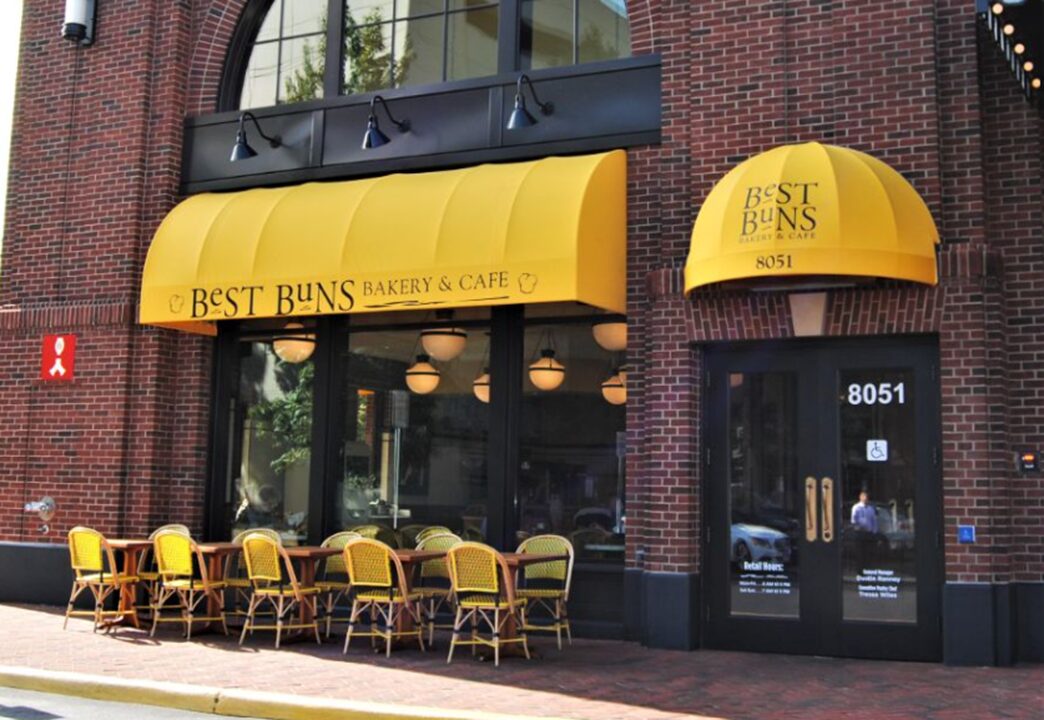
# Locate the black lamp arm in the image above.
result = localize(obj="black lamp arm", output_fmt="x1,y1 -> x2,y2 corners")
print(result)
370,95 -> 410,132
516,74 -> 554,115
238,111 -> 282,148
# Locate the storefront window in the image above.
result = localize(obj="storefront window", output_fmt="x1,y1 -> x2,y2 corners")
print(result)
240,0 -> 328,109
520,0 -> 630,70
518,321 -> 625,561
343,0 -> 499,94
225,340 -> 315,544
332,326 -> 490,542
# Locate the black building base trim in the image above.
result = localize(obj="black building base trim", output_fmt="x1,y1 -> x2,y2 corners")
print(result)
0,542 -> 74,606
624,569 -> 699,650
941,581 -> 1044,666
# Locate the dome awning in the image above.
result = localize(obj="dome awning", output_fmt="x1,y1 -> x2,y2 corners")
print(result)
140,151 -> 626,335
684,142 -> 939,292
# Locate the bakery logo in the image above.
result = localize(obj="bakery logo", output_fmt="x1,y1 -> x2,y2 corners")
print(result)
739,182 -> 819,244
518,273 -> 538,294
169,294 -> 185,314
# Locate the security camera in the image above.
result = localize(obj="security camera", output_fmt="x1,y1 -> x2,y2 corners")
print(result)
62,0 -> 96,46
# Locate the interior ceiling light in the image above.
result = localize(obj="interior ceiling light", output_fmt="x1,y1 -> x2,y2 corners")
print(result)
529,349 -> 566,391
272,322 -> 315,363
230,112 -> 282,162
506,74 -> 554,130
361,95 -> 410,150
601,371 -> 627,406
1033,78 -> 1042,89
1003,23 -> 1015,36
1015,43 -> 1026,55
992,2 -> 1004,14
592,321 -> 627,352
1024,61 -> 1035,72
473,367 -> 491,403
420,327 -> 467,362
405,354 -> 440,394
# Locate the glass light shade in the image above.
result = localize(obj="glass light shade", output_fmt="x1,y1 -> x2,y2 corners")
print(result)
473,368 -> 491,403
601,373 -> 627,405
592,321 -> 627,351
1015,43 -> 1026,55
420,327 -> 468,361
1025,61 -> 1035,72
405,354 -> 440,394
1034,78 -> 1042,89
272,323 -> 315,363
528,349 -> 566,391
992,2 -> 1003,14
1003,23 -> 1015,36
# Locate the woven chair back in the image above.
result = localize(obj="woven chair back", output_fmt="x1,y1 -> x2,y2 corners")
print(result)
517,534 -> 573,582
396,524 -> 427,548
234,527 -> 282,544
344,538 -> 393,589
414,526 -> 452,546
320,531 -> 361,575
67,527 -> 104,573
350,524 -> 399,548
148,524 -> 191,539
242,533 -> 283,584
447,542 -> 499,595
416,532 -> 460,580
153,531 -> 194,579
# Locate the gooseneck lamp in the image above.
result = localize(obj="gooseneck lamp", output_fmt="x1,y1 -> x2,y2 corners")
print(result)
230,112 -> 282,162
406,354 -> 440,394
362,95 -> 410,149
506,74 -> 554,130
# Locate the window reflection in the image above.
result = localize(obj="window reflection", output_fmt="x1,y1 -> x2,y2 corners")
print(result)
519,322 -> 625,562
227,341 -> 314,544
239,0 -> 327,109
521,0 -> 630,70
333,327 -> 490,543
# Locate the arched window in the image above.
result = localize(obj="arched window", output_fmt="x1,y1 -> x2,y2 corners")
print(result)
229,0 -> 631,111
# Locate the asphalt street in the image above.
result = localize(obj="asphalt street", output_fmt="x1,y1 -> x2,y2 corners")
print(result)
0,687 -> 263,720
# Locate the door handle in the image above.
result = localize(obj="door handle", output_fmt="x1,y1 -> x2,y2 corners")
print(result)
821,477 -> 834,543
805,476 -> 817,542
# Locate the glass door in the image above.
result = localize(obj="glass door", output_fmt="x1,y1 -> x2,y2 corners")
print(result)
703,338 -> 942,661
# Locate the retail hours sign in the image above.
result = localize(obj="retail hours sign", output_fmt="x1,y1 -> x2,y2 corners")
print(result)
40,334 -> 76,382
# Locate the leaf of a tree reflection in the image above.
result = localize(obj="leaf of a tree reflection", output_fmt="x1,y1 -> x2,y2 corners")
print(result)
344,9 -> 414,95
249,361 -> 314,474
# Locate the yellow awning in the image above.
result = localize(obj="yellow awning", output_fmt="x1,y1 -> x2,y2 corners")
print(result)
685,143 -> 939,292
140,151 -> 626,334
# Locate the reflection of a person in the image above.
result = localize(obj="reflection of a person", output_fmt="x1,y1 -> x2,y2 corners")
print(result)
851,491 -> 878,532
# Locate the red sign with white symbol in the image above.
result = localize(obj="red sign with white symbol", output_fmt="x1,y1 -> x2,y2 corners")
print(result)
40,334 -> 76,382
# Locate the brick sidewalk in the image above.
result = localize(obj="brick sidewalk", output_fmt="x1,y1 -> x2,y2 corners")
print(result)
0,604 -> 1040,720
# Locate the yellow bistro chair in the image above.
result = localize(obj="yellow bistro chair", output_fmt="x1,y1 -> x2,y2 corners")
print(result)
414,532 -> 461,646
414,525 -> 453,547
350,524 -> 400,548
136,524 -> 191,615
516,534 -> 575,649
149,530 -> 227,639
343,538 -> 424,657
239,533 -> 321,648
446,542 -> 529,667
316,530 -> 361,638
64,527 -> 138,632
224,528 -> 282,621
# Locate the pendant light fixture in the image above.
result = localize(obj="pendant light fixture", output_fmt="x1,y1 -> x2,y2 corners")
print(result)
529,349 -> 566,391
601,370 -> 627,406
405,354 -> 440,394
473,367 -> 491,403
420,327 -> 467,361
272,322 -> 316,363
592,320 -> 627,351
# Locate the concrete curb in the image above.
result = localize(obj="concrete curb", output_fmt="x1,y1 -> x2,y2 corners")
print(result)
0,665 -> 573,720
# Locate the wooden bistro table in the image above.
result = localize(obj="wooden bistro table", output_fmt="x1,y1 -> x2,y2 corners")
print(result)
105,538 -> 152,629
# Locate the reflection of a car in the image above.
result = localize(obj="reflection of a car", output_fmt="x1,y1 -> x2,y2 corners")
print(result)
730,523 -> 791,563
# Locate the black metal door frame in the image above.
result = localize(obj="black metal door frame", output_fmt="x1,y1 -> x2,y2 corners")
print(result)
702,336 -> 942,661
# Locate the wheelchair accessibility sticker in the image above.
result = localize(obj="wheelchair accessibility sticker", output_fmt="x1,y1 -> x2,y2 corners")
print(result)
866,440 -> 888,462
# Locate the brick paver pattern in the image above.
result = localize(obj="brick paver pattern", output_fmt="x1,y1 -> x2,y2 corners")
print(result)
0,604 -> 1040,720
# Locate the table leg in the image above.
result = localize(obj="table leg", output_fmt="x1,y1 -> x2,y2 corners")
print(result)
206,554 -> 225,618
118,548 -> 141,628
296,558 -> 317,625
